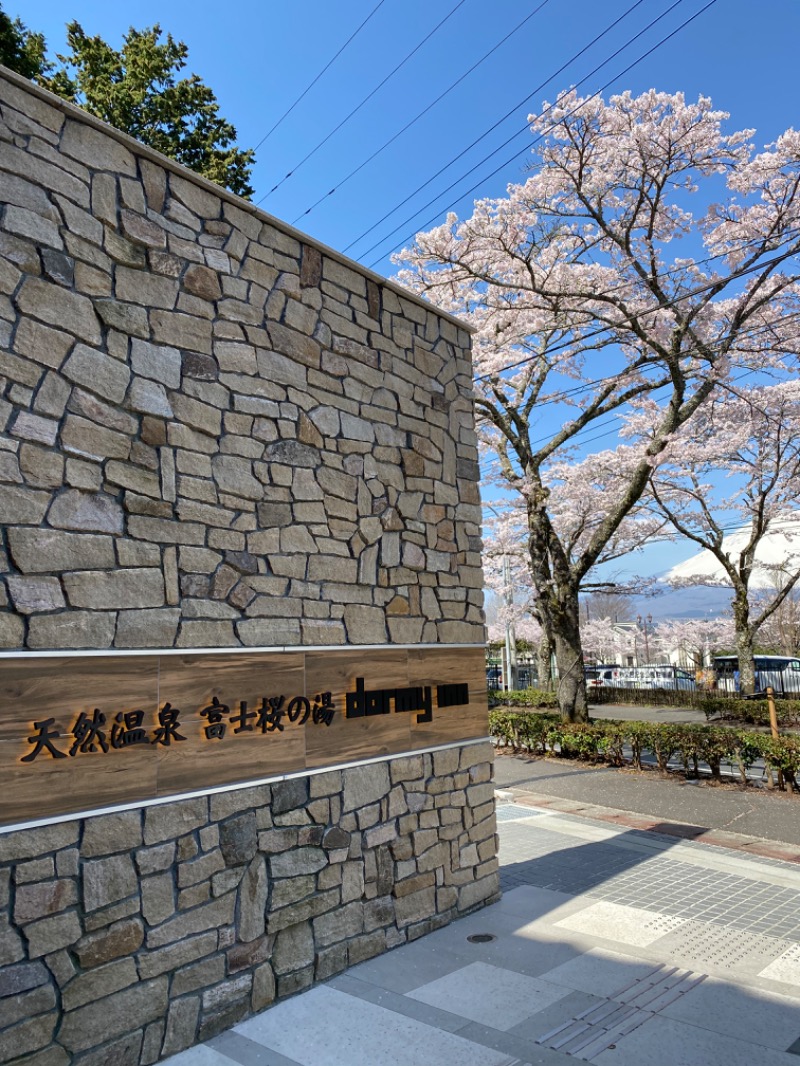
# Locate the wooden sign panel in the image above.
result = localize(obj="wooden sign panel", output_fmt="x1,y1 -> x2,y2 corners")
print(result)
0,646 -> 488,826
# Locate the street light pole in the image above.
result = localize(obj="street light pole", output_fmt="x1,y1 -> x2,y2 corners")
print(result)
503,554 -> 518,691
637,614 -> 652,665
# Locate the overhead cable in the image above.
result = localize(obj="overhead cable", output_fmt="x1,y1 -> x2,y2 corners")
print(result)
362,0 -> 719,266
257,0 -> 471,203
290,0 -> 552,224
250,0 -> 388,153
342,0 -> 651,254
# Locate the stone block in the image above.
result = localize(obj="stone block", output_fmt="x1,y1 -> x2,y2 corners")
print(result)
81,811 -> 142,858
6,576 -> 64,615
219,812 -> 257,866
58,977 -> 168,1053
313,901 -> 364,947
145,893 -> 235,949
24,910 -> 82,959
184,263 -> 222,301
95,298 -> 149,338
272,921 -> 313,976
394,886 -> 436,928
6,528 -> 116,575
63,568 -> 165,609
27,612 -> 116,650
63,344 -> 131,404
14,880 -> 77,924
161,995 -> 201,1057
173,954 -> 225,997
116,265 -> 178,309
237,855 -> 268,943
144,797 -> 207,845
61,413 -> 132,462
0,484 -> 49,525
120,208 -> 165,248
16,277 -> 101,344
178,849 -> 224,888
137,930 -> 216,981
0,961 -> 50,999
151,309 -> 212,354
47,490 -> 124,534
0,1012 -> 57,1062
269,847 -> 327,878
343,762 -> 390,813
131,338 -> 182,388
127,378 -> 174,417
176,620 -> 237,647
0,822 -> 79,864
236,618 -> 300,646
82,854 -> 137,912
116,608 -> 180,648
73,1030 -> 143,1066
61,957 -> 138,1012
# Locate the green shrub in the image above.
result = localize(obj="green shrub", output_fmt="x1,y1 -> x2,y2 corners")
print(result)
488,709 -> 800,792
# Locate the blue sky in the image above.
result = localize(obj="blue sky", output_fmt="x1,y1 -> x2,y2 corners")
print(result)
17,0 -> 800,579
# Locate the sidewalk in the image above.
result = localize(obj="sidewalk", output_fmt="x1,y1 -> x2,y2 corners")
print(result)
165,799 -> 800,1066
494,752 -> 800,852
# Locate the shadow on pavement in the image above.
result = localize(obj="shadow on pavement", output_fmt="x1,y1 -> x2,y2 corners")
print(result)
498,823 -> 682,899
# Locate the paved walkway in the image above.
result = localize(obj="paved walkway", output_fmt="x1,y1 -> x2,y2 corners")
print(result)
495,752 -> 800,852
166,800 -> 800,1066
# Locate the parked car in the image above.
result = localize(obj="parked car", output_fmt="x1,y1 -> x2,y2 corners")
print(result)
586,665 -> 696,691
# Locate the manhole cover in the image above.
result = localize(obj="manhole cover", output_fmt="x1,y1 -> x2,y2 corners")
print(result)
467,933 -> 497,944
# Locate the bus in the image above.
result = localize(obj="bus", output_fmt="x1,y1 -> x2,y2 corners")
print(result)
713,655 -> 800,694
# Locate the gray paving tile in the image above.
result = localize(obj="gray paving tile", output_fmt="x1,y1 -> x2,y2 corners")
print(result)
659,977 -> 800,1052
592,1013 -> 799,1065
234,986 -> 515,1066
407,961 -> 571,1031
208,1032 -> 304,1066
508,991 -> 608,1042
454,1020 -> 577,1065
328,972 -> 469,1033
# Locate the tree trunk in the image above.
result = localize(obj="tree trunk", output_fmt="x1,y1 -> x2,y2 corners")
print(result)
732,590 -> 756,694
537,633 -> 553,689
551,589 -> 589,722
735,626 -> 757,695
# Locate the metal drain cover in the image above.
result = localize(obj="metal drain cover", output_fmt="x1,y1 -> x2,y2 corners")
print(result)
467,933 -> 497,944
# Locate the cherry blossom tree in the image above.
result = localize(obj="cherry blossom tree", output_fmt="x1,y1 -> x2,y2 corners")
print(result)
394,88 -> 800,720
647,382 -> 800,692
580,617 -> 637,665
652,617 -> 735,671
482,507 -> 548,686
756,579 -> 800,655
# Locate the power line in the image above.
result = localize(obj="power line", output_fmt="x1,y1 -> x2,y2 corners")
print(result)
363,0 -> 718,267
342,0 -> 651,255
257,0 -> 471,204
290,0 -> 553,225
250,0 -> 387,154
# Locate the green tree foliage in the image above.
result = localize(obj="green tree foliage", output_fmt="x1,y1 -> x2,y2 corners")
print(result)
0,3 -> 48,79
44,23 -> 255,198
0,7 -> 255,198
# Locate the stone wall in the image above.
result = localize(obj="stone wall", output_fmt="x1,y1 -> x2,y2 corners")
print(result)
0,70 -> 497,1066
0,69 -> 484,651
0,742 -> 498,1064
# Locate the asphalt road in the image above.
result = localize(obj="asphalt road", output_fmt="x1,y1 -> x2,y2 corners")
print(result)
494,751 -> 800,846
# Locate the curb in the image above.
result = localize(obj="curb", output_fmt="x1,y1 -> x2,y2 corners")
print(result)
498,786 -> 800,865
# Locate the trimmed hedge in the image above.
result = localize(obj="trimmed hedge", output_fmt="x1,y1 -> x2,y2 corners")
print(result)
491,687 -> 800,727
489,709 -> 800,792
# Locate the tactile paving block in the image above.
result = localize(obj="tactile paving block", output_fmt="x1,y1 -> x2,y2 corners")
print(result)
653,920 -> 790,971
